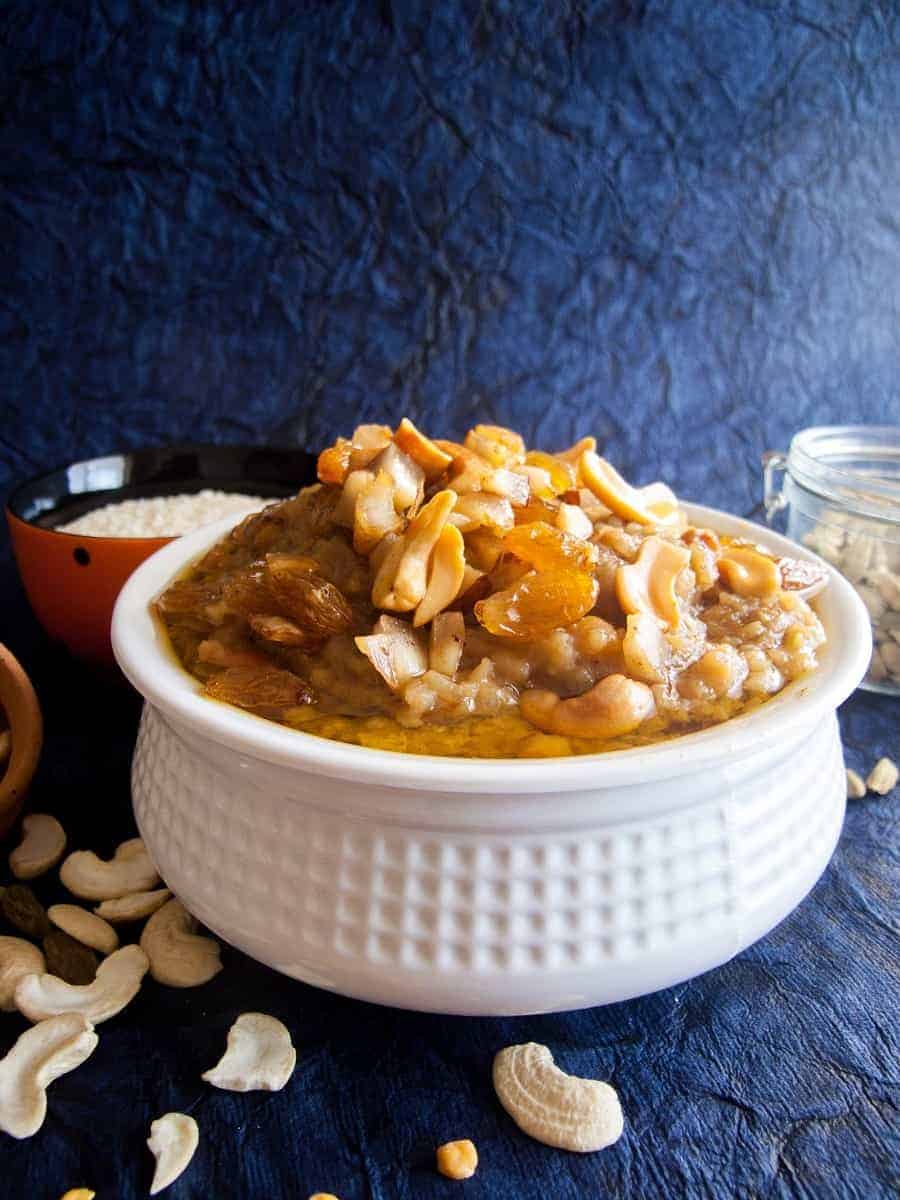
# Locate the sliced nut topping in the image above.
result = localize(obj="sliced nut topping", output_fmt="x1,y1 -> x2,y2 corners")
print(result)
413,523 -> 466,627
616,535 -> 691,629
9,814 -> 67,880
519,674 -> 655,739
48,905 -> 119,957
450,492 -> 515,534
718,546 -> 781,599
464,423 -> 526,467
0,937 -> 46,1012
493,1042 -> 624,1153
352,468 -> 404,554
373,489 -> 457,610
14,944 -> 149,1025
394,417 -> 453,479
0,1013 -> 98,1140
622,613 -> 669,684
580,450 -> 663,525
556,502 -> 594,540
201,1012 -> 296,1092
94,889 -> 172,924
140,899 -> 222,988
429,611 -> 465,677
148,1112 -> 200,1195
369,442 -> 426,512
60,837 -> 160,901
355,619 -> 428,691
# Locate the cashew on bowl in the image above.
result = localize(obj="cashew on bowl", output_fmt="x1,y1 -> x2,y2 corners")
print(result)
152,419 -> 832,759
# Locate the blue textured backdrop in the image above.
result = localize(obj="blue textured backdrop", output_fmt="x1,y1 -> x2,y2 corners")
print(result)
1,2 -> 898,1197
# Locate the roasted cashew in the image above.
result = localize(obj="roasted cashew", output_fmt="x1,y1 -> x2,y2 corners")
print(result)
493,1042 -> 624,1153
519,674 -> 655,740
48,905 -> 119,957
615,535 -> 690,630
394,417 -> 453,479
202,1012 -> 296,1092
355,618 -> 428,690
622,613 -> 669,684
9,814 -> 67,880
140,899 -> 222,988
413,523 -> 466,627
0,1013 -> 98,1139
60,837 -> 160,901
93,888 -> 172,924
14,944 -> 149,1025
718,546 -> 781,598
372,490 -> 456,610
148,1112 -> 199,1195
352,469 -> 403,554
0,936 -> 45,1012
429,611 -> 465,676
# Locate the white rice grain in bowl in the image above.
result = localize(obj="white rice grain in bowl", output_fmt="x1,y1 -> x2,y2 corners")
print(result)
55,490 -> 270,538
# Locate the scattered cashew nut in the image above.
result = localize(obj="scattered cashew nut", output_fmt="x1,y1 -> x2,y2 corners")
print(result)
9,814 -> 67,880
520,674 -> 656,740
93,888 -> 172,924
867,756 -> 898,795
493,1042 -> 624,1153
140,899 -> 222,988
0,936 -> 46,1012
60,1190 -> 96,1200
60,837 -> 160,901
48,905 -> 119,956
201,1012 -> 296,1092
0,1013 -> 98,1139
15,943 -> 149,1024
148,1111 -> 199,1194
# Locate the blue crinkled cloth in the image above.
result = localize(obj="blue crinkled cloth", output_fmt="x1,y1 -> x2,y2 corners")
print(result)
0,2 -> 898,1197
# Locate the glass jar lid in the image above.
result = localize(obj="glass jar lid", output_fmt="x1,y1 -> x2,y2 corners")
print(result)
788,425 -> 900,526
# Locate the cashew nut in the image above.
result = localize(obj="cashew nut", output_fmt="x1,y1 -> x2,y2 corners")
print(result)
0,1013 -> 98,1139
372,490 -> 456,610
556,502 -> 594,540
355,618 -> 428,690
579,450 -> 658,525
394,417 -> 453,479
60,837 -> 160,901
449,491 -> 515,534
93,888 -> 173,924
867,756 -> 898,795
616,535 -> 690,629
148,1112 -> 200,1195
60,1190 -> 96,1200
369,441 -> 426,511
413,522 -> 466,627
201,1012 -> 296,1092
9,814 -> 67,880
492,1042 -> 624,1153
140,899 -> 222,988
48,905 -> 119,957
352,468 -> 403,554
464,423 -> 526,467
0,936 -> 45,1012
622,613 -> 669,684
718,546 -> 781,598
520,674 -> 655,739
429,611 -> 465,677
15,944 -> 148,1025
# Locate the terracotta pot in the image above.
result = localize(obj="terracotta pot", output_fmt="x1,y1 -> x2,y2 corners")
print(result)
0,644 -> 43,840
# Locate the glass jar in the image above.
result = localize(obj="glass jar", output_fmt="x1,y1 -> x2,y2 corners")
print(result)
764,425 -> 900,697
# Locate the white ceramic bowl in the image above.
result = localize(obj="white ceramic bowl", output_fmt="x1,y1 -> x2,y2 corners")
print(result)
112,504 -> 872,1015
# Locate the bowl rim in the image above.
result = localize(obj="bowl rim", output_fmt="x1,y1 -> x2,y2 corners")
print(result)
111,502 -> 872,794
0,643 -> 44,828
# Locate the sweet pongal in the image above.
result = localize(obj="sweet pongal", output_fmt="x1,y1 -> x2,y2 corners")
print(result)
155,420 -> 827,758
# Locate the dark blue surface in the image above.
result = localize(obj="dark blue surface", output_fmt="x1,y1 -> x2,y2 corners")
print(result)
1,2 -> 898,1197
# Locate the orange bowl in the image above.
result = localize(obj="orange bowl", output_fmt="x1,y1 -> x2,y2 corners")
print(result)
6,445 -> 315,665
0,643 -> 43,840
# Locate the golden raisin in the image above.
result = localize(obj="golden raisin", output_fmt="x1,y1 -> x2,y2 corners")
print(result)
317,438 -> 352,484
154,578 -> 222,631
248,614 -> 315,646
524,450 -> 575,494
436,1139 -> 478,1180
265,556 -> 353,636
503,521 -> 598,574
475,568 -> 598,639
204,666 -> 313,714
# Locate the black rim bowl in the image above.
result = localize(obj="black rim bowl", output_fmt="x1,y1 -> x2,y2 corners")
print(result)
7,444 -> 318,532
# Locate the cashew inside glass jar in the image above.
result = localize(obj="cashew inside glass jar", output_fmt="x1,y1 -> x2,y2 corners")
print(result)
154,419 -> 831,758
764,424 -> 900,697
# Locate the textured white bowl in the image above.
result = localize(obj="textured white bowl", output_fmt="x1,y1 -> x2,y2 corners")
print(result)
112,504 -> 872,1015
